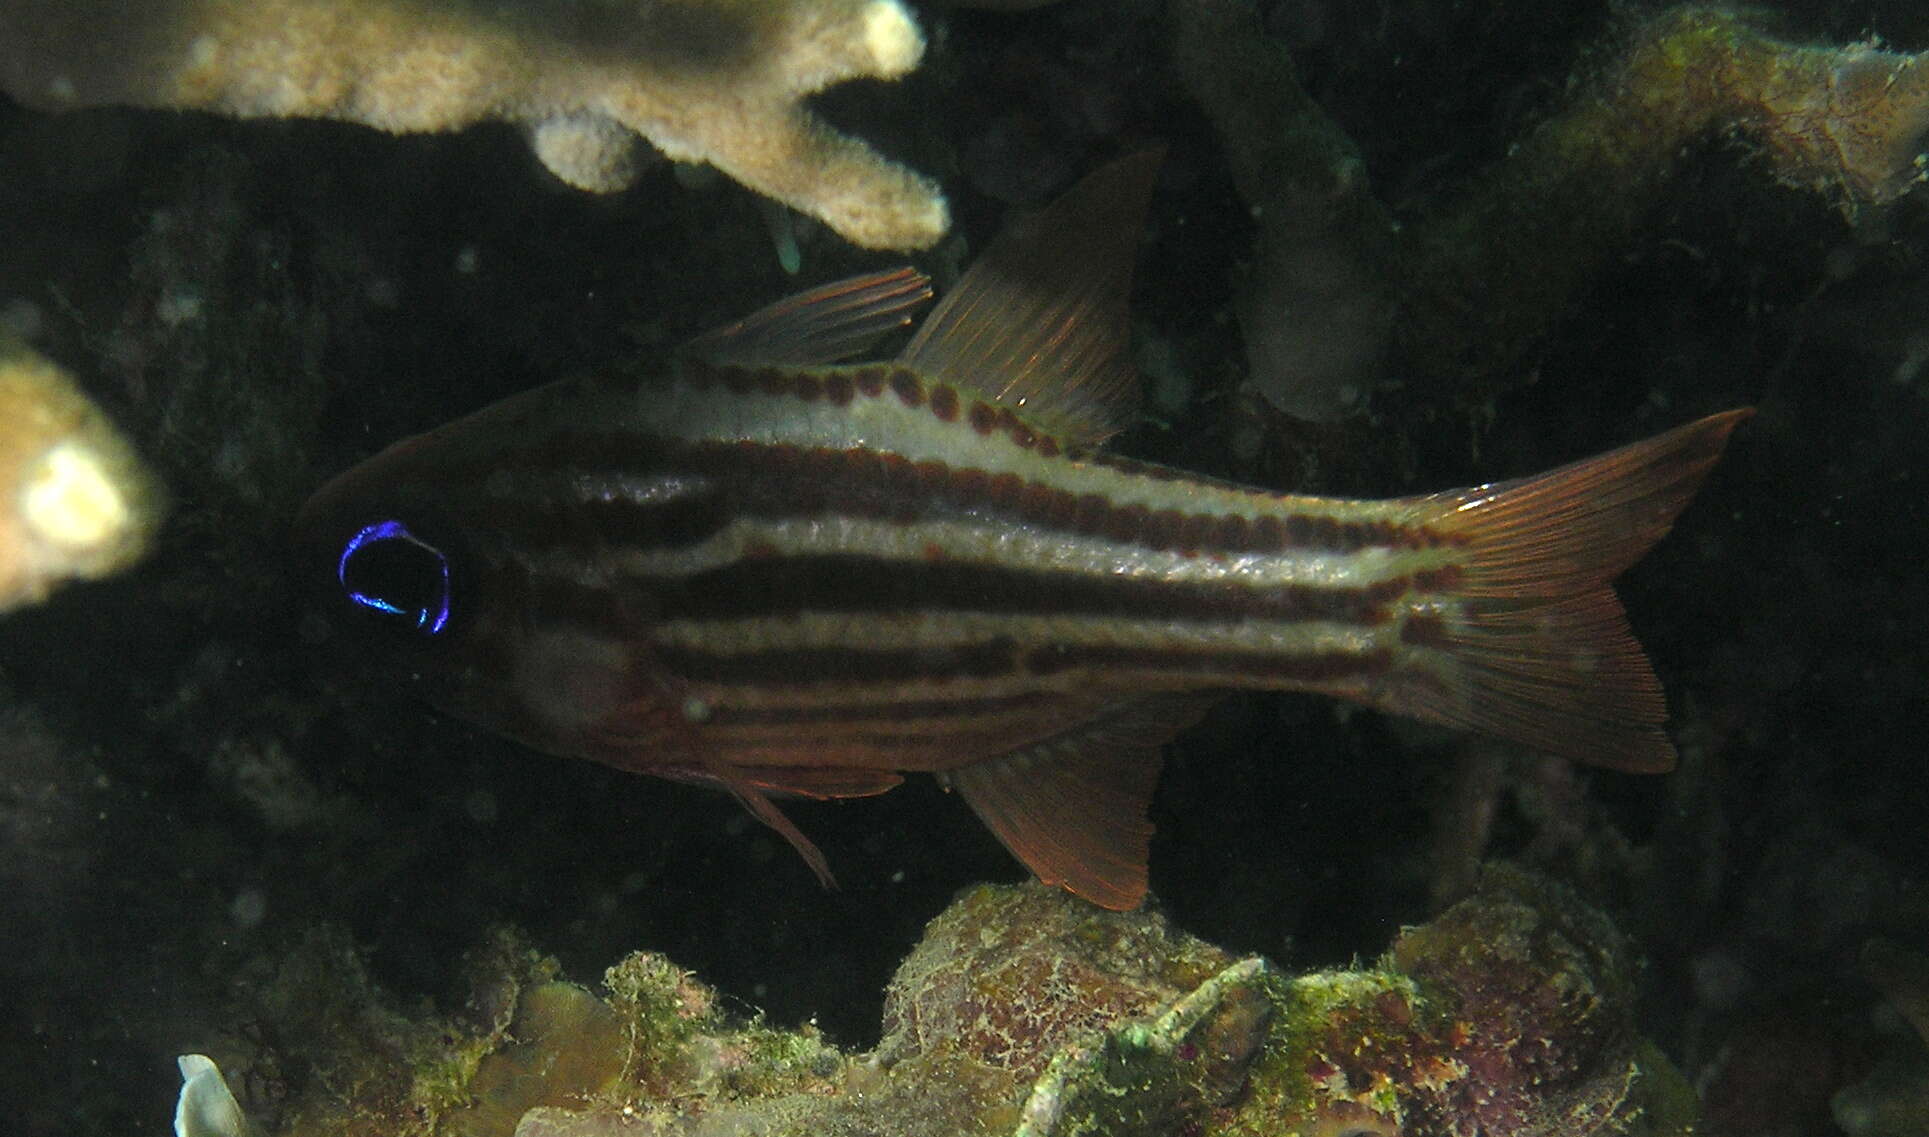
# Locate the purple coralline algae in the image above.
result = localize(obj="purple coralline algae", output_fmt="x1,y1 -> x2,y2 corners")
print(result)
1221,863 -> 1695,1137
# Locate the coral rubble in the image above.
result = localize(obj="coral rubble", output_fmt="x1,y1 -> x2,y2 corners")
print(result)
0,333 -> 161,612
4,5 -> 1925,1135
192,867 -> 1692,1137
0,0 -> 948,250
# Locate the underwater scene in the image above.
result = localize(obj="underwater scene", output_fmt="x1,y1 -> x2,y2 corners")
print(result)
1,1 -> 1927,1134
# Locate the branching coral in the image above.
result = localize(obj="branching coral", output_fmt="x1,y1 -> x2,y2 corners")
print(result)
0,334 -> 161,612
0,0 -> 948,250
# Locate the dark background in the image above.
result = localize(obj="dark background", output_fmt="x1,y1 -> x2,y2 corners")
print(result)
1,1 -> 1925,1132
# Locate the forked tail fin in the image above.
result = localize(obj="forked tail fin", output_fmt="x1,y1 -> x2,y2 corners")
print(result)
1389,409 -> 1751,772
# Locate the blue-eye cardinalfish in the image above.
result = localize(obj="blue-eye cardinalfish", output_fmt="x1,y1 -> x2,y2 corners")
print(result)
296,152 -> 1748,909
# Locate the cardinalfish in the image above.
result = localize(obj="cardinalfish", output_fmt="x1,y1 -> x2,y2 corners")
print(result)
296,153 -> 1747,909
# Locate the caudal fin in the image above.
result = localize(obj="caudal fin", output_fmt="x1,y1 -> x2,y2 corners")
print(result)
1391,410 -> 1750,772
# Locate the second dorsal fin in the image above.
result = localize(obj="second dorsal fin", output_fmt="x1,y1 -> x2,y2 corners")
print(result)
899,150 -> 1163,448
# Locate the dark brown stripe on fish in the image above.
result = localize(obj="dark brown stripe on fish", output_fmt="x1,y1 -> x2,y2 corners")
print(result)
698,444 -> 1442,555
420,465 -> 733,554
705,690 -> 1065,726
470,433 -> 1447,558
656,637 -> 1390,691
655,638 -> 1022,685
683,362 -> 1003,440
557,494 -> 729,550
1024,644 -> 1393,683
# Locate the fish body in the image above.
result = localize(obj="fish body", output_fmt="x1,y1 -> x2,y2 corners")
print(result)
298,154 -> 1746,907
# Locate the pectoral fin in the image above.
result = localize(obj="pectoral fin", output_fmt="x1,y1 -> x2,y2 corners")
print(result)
733,766 -> 905,799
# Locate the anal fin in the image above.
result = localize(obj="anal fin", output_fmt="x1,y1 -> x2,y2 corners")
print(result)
941,693 -> 1217,910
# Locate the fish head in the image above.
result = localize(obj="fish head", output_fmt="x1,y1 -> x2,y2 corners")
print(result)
293,388 -> 693,772
293,426 -> 484,704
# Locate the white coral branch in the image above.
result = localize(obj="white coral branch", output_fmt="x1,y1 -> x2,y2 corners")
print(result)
0,0 -> 949,250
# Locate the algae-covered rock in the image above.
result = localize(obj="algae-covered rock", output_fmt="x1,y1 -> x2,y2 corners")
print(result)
1224,864 -> 1697,1137
208,869 -> 1696,1137
516,883 -> 1277,1137
873,882 -> 1269,1135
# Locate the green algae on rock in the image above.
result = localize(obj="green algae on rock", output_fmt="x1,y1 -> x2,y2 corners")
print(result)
872,881 -> 1267,1135
192,868 -> 1697,1137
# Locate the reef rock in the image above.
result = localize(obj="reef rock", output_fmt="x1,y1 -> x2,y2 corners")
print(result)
191,867 -> 1697,1136
1227,863 -> 1697,1137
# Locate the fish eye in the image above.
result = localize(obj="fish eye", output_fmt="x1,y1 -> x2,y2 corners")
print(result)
336,519 -> 452,635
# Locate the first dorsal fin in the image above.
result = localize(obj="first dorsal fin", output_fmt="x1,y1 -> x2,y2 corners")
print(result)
941,693 -> 1215,910
684,267 -> 934,367
899,149 -> 1164,448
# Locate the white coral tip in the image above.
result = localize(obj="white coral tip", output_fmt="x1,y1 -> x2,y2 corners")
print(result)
862,0 -> 924,76
23,442 -> 131,556
174,1055 -> 247,1137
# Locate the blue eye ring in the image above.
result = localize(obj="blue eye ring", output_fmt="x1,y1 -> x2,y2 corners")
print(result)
337,519 -> 452,635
